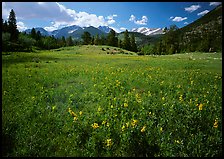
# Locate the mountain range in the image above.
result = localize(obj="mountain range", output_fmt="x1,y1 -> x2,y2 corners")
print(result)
24,25 -> 164,39
131,27 -> 165,35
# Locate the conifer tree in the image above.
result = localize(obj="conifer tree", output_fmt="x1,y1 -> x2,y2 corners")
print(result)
130,34 -> 138,52
81,31 -> 91,45
122,30 -> 131,50
8,9 -> 19,42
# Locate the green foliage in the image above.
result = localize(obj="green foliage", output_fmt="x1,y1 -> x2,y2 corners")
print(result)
122,30 -> 131,50
139,44 -> 154,55
2,32 -> 11,51
18,33 -> 36,51
81,31 -> 92,45
94,34 -> 100,45
2,48 -> 222,157
66,36 -> 74,46
130,34 -> 138,52
106,29 -> 118,47
8,9 -> 19,42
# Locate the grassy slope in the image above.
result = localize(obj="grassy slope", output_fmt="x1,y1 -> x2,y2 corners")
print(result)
2,45 -> 222,157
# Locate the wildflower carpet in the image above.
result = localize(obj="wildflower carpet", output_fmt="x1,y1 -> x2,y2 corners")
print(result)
2,46 -> 222,157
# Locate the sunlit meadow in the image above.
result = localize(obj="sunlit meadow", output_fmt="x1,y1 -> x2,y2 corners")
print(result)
2,45 -> 222,157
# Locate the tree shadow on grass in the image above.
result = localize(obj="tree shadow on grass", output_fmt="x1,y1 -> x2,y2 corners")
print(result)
128,131 -> 160,157
2,133 -> 16,157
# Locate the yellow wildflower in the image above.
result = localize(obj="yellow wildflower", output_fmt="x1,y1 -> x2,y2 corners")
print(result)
149,112 -> 152,115
98,106 -> 102,112
102,121 -> 106,125
107,122 -> 110,127
141,126 -> 146,133
92,123 -> 99,129
111,105 -> 114,108
106,139 -> 112,147
122,125 -> 125,131
162,97 -> 165,101
126,122 -> 129,128
160,127 -> 163,132
213,118 -> 218,128
71,111 -> 76,117
179,95 -> 183,101
175,140 -> 180,144
124,103 -> 128,108
198,103 -> 203,111
52,106 -> 56,110
131,119 -> 138,127
68,108 -> 72,114
79,111 -> 83,115
74,116 -> 78,121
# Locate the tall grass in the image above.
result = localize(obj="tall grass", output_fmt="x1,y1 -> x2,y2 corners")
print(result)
2,47 -> 222,157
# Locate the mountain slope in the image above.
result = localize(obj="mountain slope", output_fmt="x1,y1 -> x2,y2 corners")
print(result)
98,26 -> 112,33
70,26 -> 107,39
51,25 -> 82,38
131,27 -> 165,36
24,27 -> 49,36
117,31 -> 163,47
24,25 -> 110,39
178,4 -> 222,52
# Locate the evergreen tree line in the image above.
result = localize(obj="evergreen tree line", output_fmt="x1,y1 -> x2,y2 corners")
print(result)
139,23 -> 222,55
81,29 -> 138,52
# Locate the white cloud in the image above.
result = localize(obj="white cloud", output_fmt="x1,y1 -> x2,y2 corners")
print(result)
169,16 -> 174,20
120,27 -> 127,31
106,14 -> 117,25
17,21 -> 28,31
209,2 -> 221,6
129,15 -> 136,21
129,15 -> 148,25
184,22 -> 189,25
185,5 -> 201,12
197,10 -> 209,16
2,2 -> 116,31
172,16 -> 187,22
135,16 -> 148,25
110,26 -> 121,33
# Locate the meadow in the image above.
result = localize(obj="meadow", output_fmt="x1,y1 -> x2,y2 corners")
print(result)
2,45 -> 222,157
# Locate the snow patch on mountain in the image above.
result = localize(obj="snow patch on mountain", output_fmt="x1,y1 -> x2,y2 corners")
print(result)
131,27 -> 165,36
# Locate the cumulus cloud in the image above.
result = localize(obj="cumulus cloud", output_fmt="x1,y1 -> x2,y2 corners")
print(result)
106,14 -> 117,25
184,22 -> 189,25
120,27 -> 127,31
172,16 -> 187,22
209,2 -> 221,6
185,5 -> 201,12
129,15 -> 148,25
197,10 -> 209,16
2,2 -> 117,31
129,15 -> 136,21
17,21 -> 27,31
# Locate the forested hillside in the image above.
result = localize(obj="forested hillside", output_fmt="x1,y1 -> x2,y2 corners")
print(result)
179,4 -> 222,52
143,4 -> 222,55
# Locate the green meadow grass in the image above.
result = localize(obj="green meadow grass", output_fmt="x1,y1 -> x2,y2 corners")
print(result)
2,46 -> 222,157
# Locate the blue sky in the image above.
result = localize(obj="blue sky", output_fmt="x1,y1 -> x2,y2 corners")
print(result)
2,2 -> 222,32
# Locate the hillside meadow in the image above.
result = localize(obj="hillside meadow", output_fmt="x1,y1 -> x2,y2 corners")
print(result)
2,45 -> 222,157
